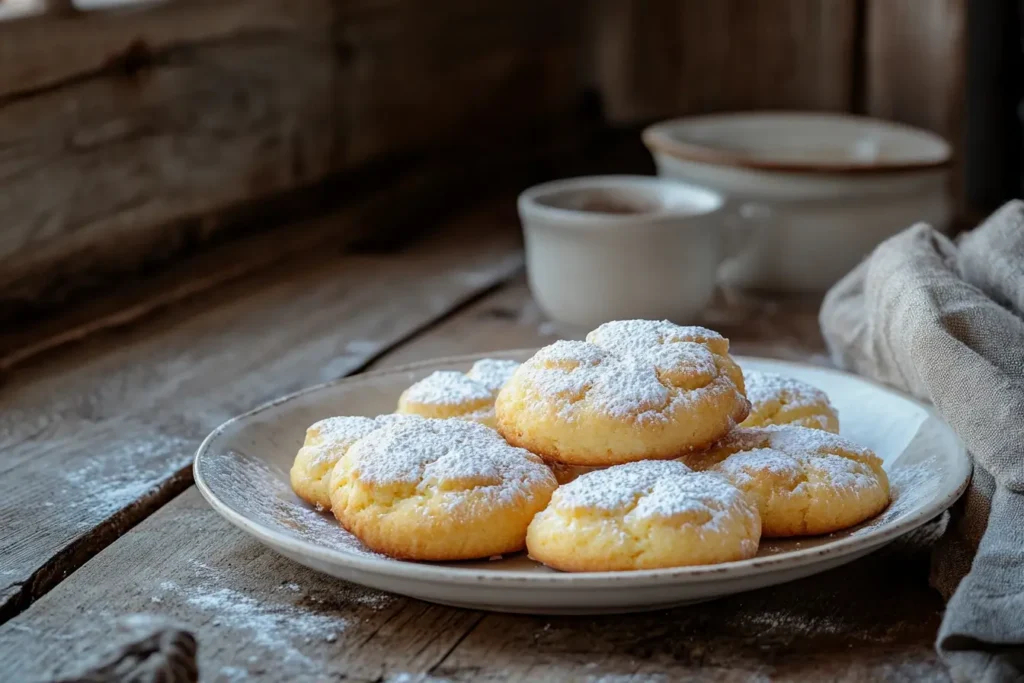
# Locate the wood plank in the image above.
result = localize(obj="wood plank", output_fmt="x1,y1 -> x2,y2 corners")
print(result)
0,0 -> 328,98
0,0 -> 591,321
593,0 -> 859,123
0,200 -> 523,621
0,489 -> 486,683
864,0 -> 966,142
864,0 -> 966,211
0,3 -> 338,318
0,279 -> 947,681
372,278 -> 831,370
434,544 -> 945,681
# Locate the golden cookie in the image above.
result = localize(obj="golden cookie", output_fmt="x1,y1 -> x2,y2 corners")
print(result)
740,370 -> 839,432
495,320 -> 749,466
526,460 -> 760,571
681,426 -> 889,537
290,414 -> 415,510
329,417 -> 557,561
397,358 -> 520,428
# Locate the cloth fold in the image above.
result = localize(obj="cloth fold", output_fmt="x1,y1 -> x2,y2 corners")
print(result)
820,200 -> 1024,683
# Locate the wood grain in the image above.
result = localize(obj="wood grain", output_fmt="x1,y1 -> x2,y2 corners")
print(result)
864,0 -> 966,210
593,0 -> 859,123
0,202 -> 523,622
0,280 -> 948,682
373,277 -> 831,370
0,0 -> 591,320
0,0 -> 327,98
864,0 -> 965,141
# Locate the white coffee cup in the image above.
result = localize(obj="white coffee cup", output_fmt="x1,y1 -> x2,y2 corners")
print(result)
518,175 -> 764,328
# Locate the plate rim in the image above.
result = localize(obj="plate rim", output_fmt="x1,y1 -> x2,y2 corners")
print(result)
194,350 -> 972,588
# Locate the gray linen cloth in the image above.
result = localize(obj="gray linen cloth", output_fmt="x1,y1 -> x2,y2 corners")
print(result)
819,200 -> 1024,682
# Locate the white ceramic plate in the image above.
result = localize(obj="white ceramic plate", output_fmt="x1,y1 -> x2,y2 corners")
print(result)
194,352 -> 971,614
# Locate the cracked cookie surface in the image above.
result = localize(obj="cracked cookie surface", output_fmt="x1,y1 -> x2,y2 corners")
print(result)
290,413 -> 418,510
495,320 -> 749,466
526,460 -> 760,571
397,358 -> 520,429
740,370 -> 839,432
681,425 -> 889,537
328,417 -> 557,560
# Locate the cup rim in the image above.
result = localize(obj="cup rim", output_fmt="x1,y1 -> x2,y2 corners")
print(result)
518,175 -> 724,227
642,111 -> 953,174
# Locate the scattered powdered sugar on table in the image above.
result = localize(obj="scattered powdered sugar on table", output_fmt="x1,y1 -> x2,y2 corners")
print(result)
159,578 -> 350,671
63,431 -> 194,523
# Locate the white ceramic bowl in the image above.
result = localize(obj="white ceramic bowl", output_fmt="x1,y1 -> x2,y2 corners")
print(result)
643,112 -> 953,292
518,175 -> 756,328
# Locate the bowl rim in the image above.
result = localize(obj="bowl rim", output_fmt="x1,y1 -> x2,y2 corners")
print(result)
517,174 -> 725,227
642,111 -> 953,175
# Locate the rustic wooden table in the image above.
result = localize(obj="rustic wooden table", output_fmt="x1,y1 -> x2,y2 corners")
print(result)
0,199 -> 950,682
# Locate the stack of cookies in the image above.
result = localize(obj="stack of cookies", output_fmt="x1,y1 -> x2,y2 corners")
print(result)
290,320 -> 890,571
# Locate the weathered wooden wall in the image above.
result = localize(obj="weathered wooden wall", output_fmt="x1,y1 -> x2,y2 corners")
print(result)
0,0 -> 969,319
592,0 -> 860,121
863,0 -> 967,213
0,0 -> 592,319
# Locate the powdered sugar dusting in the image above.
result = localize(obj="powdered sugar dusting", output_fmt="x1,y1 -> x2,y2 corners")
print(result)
804,453 -> 880,491
161,579 -> 346,668
587,320 -> 722,382
522,341 -> 671,420
586,320 -> 724,357
466,358 -> 520,393
346,418 -> 554,497
206,450 -> 386,558
743,370 -> 831,412
720,425 -> 875,463
851,460 -> 938,531
716,448 -> 803,483
154,559 -> 394,675
402,359 -> 519,408
709,426 -> 884,498
555,460 -> 691,511
631,472 -> 751,522
552,460 -> 750,526
512,321 -> 742,423
304,414 -> 420,468
309,416 -> 377,444
62,432 -> 194,523
402,371 -> 494,406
